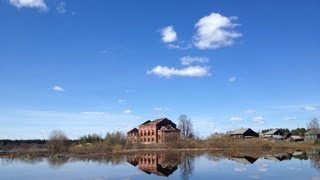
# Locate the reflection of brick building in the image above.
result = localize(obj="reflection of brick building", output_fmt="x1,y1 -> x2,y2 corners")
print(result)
127,118 -> 180,144
127,153 -> 179,177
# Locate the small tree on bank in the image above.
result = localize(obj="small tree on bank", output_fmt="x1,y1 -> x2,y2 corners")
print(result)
47,130 -> 70,153
178,114 -> 194,140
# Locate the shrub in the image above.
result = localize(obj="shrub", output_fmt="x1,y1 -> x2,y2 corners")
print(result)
47,130 -> 70,153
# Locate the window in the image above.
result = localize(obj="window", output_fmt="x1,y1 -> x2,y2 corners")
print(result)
148,138 -> 150,142
152,131 -> 154,135
152,138 -> 154,141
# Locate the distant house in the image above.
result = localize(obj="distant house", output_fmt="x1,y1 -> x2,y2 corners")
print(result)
289,135 -> 304,142
229,128 -> 258,139
305,129 -> 320,140
127,118 -> 180,144
264,129 -> 291,139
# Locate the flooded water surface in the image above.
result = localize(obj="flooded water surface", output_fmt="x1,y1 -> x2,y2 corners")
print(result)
1,151 -> 320,179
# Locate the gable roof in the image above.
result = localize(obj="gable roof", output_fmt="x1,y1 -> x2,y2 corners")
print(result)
140,118 -> 170,126
230,128 -> 250,135
305,129 -> 320,135
150,118 -> 168,124
264,129 -> 280,135
127,128 -> 138,134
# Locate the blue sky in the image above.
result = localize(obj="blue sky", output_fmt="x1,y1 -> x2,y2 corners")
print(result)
0,0 -> 319,139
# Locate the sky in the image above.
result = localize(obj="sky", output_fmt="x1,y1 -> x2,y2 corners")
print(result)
0,0 -> 319,139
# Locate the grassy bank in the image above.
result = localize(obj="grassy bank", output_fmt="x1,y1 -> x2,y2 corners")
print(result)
1,137 -> 320,158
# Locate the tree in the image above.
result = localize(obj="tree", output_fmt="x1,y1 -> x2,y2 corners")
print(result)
47,130 -> 70,153
178,114 -> 194,140
291,128 -> 307,137
307,118 -> 319,130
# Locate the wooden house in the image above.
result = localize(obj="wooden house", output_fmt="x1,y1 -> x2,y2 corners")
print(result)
229,128 -> 258,139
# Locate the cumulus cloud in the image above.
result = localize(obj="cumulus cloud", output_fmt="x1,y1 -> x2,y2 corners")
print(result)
253,116 -> 265,125
52,86 -> 64,92
193,12 -> 242,49
123,109 -> 132,114
56,2 -> 66,14
304,106 -> 317,111
80,112 -> 106,116
180,56 -> 209,66
147,65 -> 210,78
9,0 -> 48,11
161,26 -> 177,43
230,117 -> 243,122
228,76 -> 237,82
243,110 -> 256,114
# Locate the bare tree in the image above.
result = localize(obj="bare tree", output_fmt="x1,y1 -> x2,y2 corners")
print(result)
178,114 -> 194,140
47,130 -> 70,153
307,118 -> 319,130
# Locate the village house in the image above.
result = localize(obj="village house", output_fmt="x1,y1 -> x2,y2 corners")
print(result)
229,128 -> 259,139
289,135 -> 304,142
127,118 -> 181,144
263,129 -> 291,140
305,129 -> 320,141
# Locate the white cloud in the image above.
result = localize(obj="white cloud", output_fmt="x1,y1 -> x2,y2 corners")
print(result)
228,76 -> 237,82
234,167 -> 246,172
243,110 -> 256,114
193,12 -> 242,49
161,26 -> 177,43
56,2 -> 66,14
304,106 -> 317,111
180,56 -> 209,66
283,117 -> 297,120
9,0 -> 48,11
167,43 -> 192,50
117,99 -> 126,104
253,116 -> 265,125
80,112 -> 106,116
230,117 -> 243,122
52,86 -> 64,92
154,107 -> 170,117
123,109 -> 132,114
154,107 -> 169,112
147,65 -> 210,78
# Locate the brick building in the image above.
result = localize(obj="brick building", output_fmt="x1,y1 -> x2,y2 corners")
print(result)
127,118 -> 180,144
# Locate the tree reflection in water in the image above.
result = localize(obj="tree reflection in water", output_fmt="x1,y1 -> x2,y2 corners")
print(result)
47,156 -> 69,168
308,150 -> 320,171
179,152 -> 195,180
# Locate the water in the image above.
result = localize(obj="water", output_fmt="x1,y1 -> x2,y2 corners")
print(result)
1,151 -> 320,179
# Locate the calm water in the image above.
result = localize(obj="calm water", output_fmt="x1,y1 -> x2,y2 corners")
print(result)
1,151 -> 320,179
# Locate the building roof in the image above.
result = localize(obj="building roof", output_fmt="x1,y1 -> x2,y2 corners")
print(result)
159,124 -> 180,132
150,118 -> 168,124
230,128 -> 250,135
290,135 -> 303,140
305,129 -> 320,135
127,128 -> 138,134
139,118 -> 169,126
264,129 -> 280,135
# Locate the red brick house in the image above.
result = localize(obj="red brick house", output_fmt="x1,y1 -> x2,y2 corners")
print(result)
127,118 -> 180,144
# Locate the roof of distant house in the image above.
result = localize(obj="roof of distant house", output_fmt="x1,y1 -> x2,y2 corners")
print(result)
264,129 -> 280,135
230,128 -> 251,135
